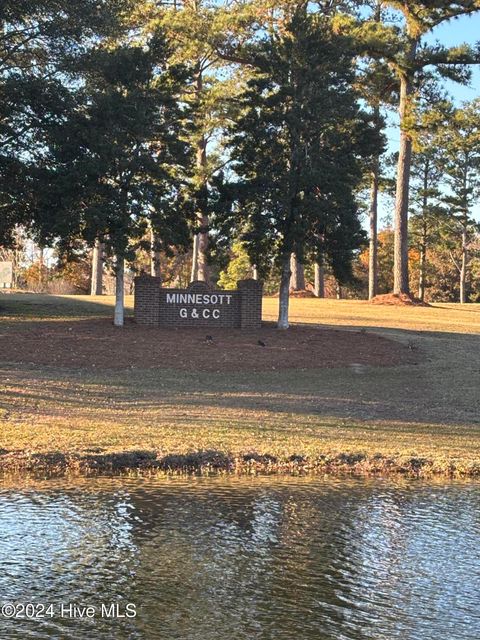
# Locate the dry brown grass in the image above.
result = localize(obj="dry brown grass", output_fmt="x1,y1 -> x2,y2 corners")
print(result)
0,293 -> 479,475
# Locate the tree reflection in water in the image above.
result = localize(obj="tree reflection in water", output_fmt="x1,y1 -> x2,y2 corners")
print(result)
0,477 -> 479,640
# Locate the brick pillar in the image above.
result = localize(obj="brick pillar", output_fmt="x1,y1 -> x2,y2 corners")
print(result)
238,278 -> 263,329
134,274 -> 161,325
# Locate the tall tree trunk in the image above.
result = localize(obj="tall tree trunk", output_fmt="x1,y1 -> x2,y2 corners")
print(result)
460,227 -> 468,304
336,281 -> 342,300
314,261 -> 325,298
11,250 -> 17,289
190,233 -> 199,282
418,241 -> 426,302
150,228 -> 161,281
289,253 -> 305,290
297,260 -> 305,290
252,265 -> 259,280
368,157 -> 379,300
191,69 -> 209,283
277,254 -> 291,329
418,166 -> 429,302
368,3 -> 381,299
393,59 -> 416,295
38,246 -> 45,290
196,197 -> 209,282
114,256 -> 124,327
90,239 -> 103,296
290,253 -> 296,288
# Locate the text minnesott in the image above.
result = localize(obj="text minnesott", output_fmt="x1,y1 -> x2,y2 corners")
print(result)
166,293 -> 233,305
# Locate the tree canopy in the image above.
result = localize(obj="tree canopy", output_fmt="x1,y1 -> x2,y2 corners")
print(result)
2,0 -> 480,323
219,8 -> 380,327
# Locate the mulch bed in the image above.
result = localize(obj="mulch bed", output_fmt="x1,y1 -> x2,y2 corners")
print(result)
370,293 -> 431,307
271,289 -> 316,298
0,318 -> 420,372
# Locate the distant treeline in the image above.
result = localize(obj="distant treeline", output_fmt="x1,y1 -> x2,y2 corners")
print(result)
1,1 -> 479,326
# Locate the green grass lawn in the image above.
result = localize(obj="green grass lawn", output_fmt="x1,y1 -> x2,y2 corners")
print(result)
1,292 -> 479,475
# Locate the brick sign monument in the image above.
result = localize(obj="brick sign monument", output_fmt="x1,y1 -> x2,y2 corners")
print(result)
134,276 -> 262,329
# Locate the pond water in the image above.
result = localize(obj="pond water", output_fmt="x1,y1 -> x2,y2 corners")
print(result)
0,476 -> 479,640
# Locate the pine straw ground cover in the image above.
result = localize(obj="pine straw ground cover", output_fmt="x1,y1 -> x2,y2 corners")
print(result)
0,293 -> 479,477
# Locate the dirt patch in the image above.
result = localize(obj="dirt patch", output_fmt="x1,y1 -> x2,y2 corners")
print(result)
370,293 -> 430,307
289,289 -> 316,298
0,318 -> 420,371
271,289 -> 316,298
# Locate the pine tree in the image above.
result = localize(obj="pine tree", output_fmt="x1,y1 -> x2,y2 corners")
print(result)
409,149 -> 445,301
133,0 -> 251,283
0,0 -> 126,244
437,99 -> 480,303
224,8 -> 377,328
217,241 -> 254,289
345,1 -> 480,294
354,1 -> 392,300
408,92 -> 451,301
37,35 -> 193,325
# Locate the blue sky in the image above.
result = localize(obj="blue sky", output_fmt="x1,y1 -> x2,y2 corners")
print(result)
425,12 -> 480,103
386,12 -> 480,140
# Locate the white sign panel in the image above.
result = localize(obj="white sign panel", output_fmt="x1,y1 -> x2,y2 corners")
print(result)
0,261 -> 13,286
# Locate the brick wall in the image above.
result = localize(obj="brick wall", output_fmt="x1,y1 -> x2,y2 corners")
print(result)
134,275 -> 161,325
134,276 -> 262,329
238,279 -> 263,329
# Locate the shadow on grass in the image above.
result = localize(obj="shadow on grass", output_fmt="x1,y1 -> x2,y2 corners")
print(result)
432,305 -> 480,313
0,322 -> 479,428
0,293 -> 129,319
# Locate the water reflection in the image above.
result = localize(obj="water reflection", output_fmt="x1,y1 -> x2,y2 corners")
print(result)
0,477 -> 479,640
